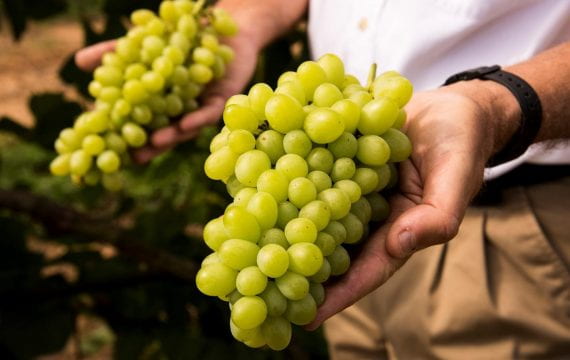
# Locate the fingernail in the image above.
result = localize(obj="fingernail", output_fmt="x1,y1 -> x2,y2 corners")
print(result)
398,231 -> 416,257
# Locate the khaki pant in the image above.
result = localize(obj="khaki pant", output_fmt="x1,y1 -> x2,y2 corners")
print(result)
325,175 -> 570,359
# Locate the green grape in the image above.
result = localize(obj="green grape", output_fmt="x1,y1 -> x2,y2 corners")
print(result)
372,164 -> 391,192
223,205 -> 261,243
284,218 -> 317,244
147,94 -> 167,114
212,8 -> 238,36
227,94 -> 250,107
314,232 -> 336,256
307,170 -> 332,193
193,46 -> 215,66
98,86 -> 121,103
313,83 -> 343,107
201,252 -> 221,267
352,167 -> 380,195
317,53 -> 345,88
121,122 -> 147,148
204,146 -> 238,180
275,271 -> 309,300
229,319 -> 263,344
309,282 -> 325,306
88,81 -> 103,97
256,130 -> 285,163
265,94 -> 305,134
334,179 -> 362,203
159,0 -> 179,23
277,71 -> 299,86
105,133 -> 127,154
55,139 -> 72,154
306,148 -> 334,174
171,65 -> 190,86
208,131 -> 229,153
394,108 -> 407,129
122,79 -> 148,104
132,104 -> 152,124
283,129 -> 312,157
235,150 -> 271,187
226,175 -> 247,197
115,37 -> 139,63
358,98 -> 399,136
112,99 -> 132,119
218,238 -> 260,270
233,187 -> 256,207
317,188 -> 351,220
259,228 -> 289,249
127,26 -> 146,45
287,242 -> 323,276
165,93 -> 184,116
163,45 -> 185,65
275,154 -> 308,181
261,316 -> 292,351
96,150 -> 121,173
349,90 -> 373,108
188,63 -> 213,84
248,83 -> 273,119
304,108 -> 345,144
247,192 -> 278,230
340,213 -> 364,244
297,61 -> 327,101
125,63 -> 147,81
150,114 -> 170,129
94,66 -> 123,87
356,135 -> 391,166
259,282 -> 287,317
366,193 -> 390,222
373,75 -> 413,107
236,266 -> 268,296
102,53 -> 125,68
153,56 -> 174,78
195,262 -> 237,297
177,14 -> 197,38
343,74 -> 360,88
275,80 -> 306,105
50,154 -> 71,176
257,169 -> 289,203
203,216 -> 228,251
131,9 -> 155,26
299,200 -> 331,231
85,111 -> 109,133
201,33 -> 220,52
231,296 -> 267,330
331,158 -> 356,182
342,84 -> 365,98
223,104 -> 258,132
328,245 -> 350,275
59,128 -> 82,149
69,150 -> 92,176
285,294 -> 317,325
169,32 -> 191,53
381,128 -> 412,162
102,173 -> 124,191
257,244 -> 289,278
218,44 -> 235,64
276,201 -> 299,229
309,257 -> 331,283
288,177 -> 317,209
323,220 -> 347,245
351,197 -> 372,224
228,129 -> 255,154
84,169 -> 101,186
328,132 -> 358,159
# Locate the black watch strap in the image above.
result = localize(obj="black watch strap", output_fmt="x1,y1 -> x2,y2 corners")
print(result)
443,65 -> 542,166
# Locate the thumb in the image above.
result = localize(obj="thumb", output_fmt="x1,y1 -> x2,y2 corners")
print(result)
385,152 -> 483,258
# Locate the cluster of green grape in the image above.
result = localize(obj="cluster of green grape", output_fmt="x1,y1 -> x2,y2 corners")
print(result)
196,53 -> 413,350
50,0 -> 237,190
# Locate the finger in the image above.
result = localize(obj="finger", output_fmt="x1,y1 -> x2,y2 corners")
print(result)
151,124 -> 199,148
75,40 -> 117,71
178,96 -> 226,132
132,145 -> 173,164
385,152 -> 482,258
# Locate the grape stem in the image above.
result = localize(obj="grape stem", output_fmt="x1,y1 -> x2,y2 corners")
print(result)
193,0 -> 206,15
366,63 -> 378,92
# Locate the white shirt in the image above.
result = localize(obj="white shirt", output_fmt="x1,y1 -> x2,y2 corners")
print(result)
308,0 -> 570,178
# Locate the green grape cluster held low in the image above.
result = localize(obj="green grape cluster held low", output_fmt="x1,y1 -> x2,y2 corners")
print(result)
50,0 -> 237,190
197,53 -> 413,350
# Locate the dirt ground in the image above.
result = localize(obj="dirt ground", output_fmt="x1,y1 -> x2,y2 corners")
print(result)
0,18 -> 84,126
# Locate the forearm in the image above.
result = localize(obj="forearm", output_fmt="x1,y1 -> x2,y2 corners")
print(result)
217,0 -> 308,51
444,41 -> 570,160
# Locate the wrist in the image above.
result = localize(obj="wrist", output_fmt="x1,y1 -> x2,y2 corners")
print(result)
444,79 -> 521,162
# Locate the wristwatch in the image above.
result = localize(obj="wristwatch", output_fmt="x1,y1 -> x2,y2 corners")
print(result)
443,65 -> 543,166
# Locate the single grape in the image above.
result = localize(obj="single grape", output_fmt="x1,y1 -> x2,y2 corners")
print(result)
287,242 -> 323,276
317,53 -> 345,88
373,75 -> 413,108
257,169 -> 289,203
299,200 -> 331,231
288,177 -> 317,209
261,316 -> 292,351
69,150 -> 92,176
356,135 -> 391,166
284,218 -> 317,244
204,146 -> 238,181
297,61 -> 327,101
328,132 -> 358,159
259,228 -> 289,249
276,201 -> 299,229
96,150 -> 121,173
223,104 -> 258,133
275,154 -> 308,181
323,220 -> 347,245
259,282 -> 288,317
203,216 -> 228,251
227,94 -> 250,107
247,192 -> 278,230
231,296 -> 267,330
257,244 -> 289,278
223,205 -> 261,243
275,271 -> 309,300
235,150 -> 271,187
229,319 -> 264,345
328,245 -> 350,275
283,129 -> 312,157
314,232 -> 336,257
236,266 -> 268,296
358,98 -> 399,136
349,90 -> 373,108
317,188 -> 351,220
256,130 -> 285,163
188,63 -> 213,84
265,94 -> 305,134
381,128 -> 412,162
340,213 -> 364,244
331,158 -> 356,182
82,134 -> 105,155
307,170 -> 332,193
192,46 -> 215,66
306,147 -> 334,174
313,83 -> 343,107
309,257 -> 332,283
285,294 -> 317,325
195,262 -> 237,297
233,187 -> 257,207
309,282 -> 326,306
334,179 -> 362,203
351,197 -> 372,224
228,129 -> 256,154
218,238 -> 260,270
352,167 -> 380,195
50,154 -> 71,176
372,164 -> 391,192
304,108 -> 345,144
248,83 -> 273,119
393,108 -> 407,129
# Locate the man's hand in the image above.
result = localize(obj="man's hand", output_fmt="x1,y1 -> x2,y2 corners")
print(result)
75,33 -> 259,163
307,80 -> 521,330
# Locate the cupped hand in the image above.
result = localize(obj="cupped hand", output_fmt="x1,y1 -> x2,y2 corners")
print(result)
75,33 -> 259,163
306,83 -> 513,330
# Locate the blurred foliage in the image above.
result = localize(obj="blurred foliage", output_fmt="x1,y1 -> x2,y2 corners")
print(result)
0,1 -> 326,359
